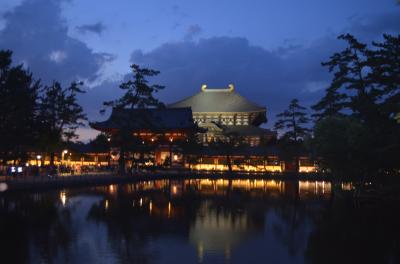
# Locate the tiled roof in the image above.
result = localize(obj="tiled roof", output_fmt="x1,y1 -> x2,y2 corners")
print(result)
91,107 -> 195,131
168,86 -> 265,113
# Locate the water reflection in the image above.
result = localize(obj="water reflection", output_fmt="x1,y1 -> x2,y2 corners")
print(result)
0,179 -> 399,264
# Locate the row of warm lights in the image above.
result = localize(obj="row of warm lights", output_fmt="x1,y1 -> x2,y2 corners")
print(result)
108,137 -> 175,143
23,149 -> 69,167
191,164 -> 284,172
191,164 -> 318,173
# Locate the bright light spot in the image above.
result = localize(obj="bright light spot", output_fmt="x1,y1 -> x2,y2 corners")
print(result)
60,191 -> 67,206
105,200 -> 109,210
173,154 -> 178,161
140,198 -> 143,207
0,183 -> 8,192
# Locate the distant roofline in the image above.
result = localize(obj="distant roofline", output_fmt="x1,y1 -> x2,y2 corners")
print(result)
201,84 -> 234,92
168,84 -> 266,113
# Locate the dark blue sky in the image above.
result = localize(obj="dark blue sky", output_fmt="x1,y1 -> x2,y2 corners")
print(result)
1,0 -> 399,140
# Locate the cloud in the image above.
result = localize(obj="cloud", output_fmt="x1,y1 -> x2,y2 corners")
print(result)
129,36 -> 336,126
49,50 -> 68,63
126,10 -> 400,128
76,22 -> 106,35
344,11 -> 400,41
0,0 -> 111,84
80,79 -> 123,122
184,24 -> 203,41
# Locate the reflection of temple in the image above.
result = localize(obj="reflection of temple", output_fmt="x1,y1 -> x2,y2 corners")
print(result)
169,84 -> 275,146
88,179 -> 331,200
84,179 -> 331,262
189,202 -> 260,261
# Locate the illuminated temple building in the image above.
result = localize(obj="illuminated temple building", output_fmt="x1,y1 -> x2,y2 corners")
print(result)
169,84 -> 275,146
91,107 -> 197,166
88,84 -> 317,173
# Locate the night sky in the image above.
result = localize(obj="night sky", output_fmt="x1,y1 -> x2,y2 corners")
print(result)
1,0 -> 399,140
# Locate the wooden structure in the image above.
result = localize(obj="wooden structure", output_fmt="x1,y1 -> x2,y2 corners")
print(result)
91,107 -> 198,166
168,84 -> 275,145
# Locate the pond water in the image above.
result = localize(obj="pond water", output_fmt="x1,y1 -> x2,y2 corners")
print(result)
0,179 -> 399,264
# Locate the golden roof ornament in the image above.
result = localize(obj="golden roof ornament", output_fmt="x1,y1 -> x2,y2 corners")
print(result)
201,84 -> 234,92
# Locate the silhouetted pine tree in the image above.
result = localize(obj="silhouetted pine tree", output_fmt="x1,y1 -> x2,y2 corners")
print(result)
102,64 -> 165,175
37,81 -> 87,166
0,50 -> 40,164
312,34 -> 400,177
275,99 -> 310,173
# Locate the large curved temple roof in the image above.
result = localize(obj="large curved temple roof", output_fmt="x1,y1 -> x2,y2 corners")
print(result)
91,107 -> 196,132
168,84 -> 265,113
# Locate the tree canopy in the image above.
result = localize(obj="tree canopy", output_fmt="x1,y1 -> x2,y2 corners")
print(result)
102,64 -> 165,111
312,34 -> 400,177
101,64 -> 165,174
275,99 -> 311,142
0,50 -> 40,163
0,49 -> 88,165
37,81 -> 87,165
274,99 -> 310,172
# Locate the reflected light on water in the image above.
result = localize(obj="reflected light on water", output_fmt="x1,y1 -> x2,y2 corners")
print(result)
189,201 -> 257,262
172,185 -> 177,194
149,200 -> 152,215
1,179 -> 394,264
59,191 -> 67,206
341,182 -> 353,191
109,184 -> 116,194
197,242 -> 204,263
298,181 -> 332,198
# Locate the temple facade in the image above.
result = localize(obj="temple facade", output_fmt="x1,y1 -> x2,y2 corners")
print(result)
91,107 -> 197,167
168,84 -> 275,146
87,85 -> 316,173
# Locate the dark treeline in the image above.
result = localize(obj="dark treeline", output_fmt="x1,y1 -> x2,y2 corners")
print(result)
274,34 -> 400,179
0,50 -> 87,167
0,33 -> 399,180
